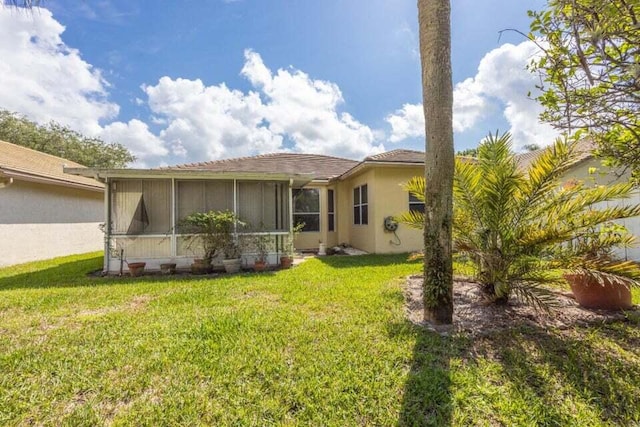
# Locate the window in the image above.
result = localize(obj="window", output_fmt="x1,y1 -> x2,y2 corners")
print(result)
293,188 -> 320,232
353,184 -> 368,225
327,189 -> 335,232
409,193 -> 425,213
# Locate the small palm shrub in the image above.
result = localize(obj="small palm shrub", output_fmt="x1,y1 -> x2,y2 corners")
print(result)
397,132 -> 640,308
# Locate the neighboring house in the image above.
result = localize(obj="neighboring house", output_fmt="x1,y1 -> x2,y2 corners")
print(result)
66,143 -> 640,274
519,140 -> 640,261
0,140 -> 104,267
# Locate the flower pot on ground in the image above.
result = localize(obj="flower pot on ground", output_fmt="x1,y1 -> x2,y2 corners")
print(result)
565,271 -> 633,310
190,258 -> 211,275
222,258 -> 242,274
160,262 -> 177,275
280,255 -> 293,269
128,262 -> 146,277
253,259 -> 268,272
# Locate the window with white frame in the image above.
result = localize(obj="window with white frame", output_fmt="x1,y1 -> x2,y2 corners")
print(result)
353,184 -> 368,225
293,188 -> 320,232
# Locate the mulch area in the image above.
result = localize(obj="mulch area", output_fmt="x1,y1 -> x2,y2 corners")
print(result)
404,275 -> 638,336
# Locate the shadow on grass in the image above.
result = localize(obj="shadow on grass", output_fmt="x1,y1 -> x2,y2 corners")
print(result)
317,253 -> 419,269
390,319 -> 459,427
482,323 -> 640,425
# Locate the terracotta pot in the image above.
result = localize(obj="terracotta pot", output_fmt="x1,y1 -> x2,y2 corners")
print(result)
254,260 -> 268,272
280,256 -> 293,269
160,263 -> 177,275
191,259 -> 212,275
222,258 -> 242,274
565,272 -> 633,310
128,262 -> 146,277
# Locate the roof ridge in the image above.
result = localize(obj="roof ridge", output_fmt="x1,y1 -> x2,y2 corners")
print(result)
165,151 -> 356,170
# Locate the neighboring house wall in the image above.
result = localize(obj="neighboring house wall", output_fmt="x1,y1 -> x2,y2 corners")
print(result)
0,180 -> 103,267
562,158 -> 640,261
371,166 -> 424,254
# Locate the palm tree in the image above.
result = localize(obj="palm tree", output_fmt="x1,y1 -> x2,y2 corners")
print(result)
398,132 -> 640,309
417,0 -> 455,324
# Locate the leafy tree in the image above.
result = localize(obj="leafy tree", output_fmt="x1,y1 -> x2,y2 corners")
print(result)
398,132 -> 640,308
529,0 -> 640,177
0,110 -> 134,168
417,0 -> 455,324
456,147 -> 478,158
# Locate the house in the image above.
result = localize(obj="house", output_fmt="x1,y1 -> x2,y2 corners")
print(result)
0,140 -> 104,267
66,149 -> 426,273
66,143 -> 640,274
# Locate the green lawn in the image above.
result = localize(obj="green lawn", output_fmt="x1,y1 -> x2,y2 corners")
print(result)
0,253 -> 639,426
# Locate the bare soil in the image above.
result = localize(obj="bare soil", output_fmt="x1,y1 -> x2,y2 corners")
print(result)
404,275 -> 638,336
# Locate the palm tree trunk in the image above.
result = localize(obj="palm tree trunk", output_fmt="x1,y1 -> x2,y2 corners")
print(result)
418,0 -> 454,324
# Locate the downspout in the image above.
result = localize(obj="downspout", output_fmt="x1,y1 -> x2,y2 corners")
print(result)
104,178 -> 111,273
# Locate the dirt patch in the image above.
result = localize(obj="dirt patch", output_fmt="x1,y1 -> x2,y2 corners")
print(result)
404,275 -> 638,336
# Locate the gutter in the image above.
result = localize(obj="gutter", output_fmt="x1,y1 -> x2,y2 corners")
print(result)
336,160 -> 425,181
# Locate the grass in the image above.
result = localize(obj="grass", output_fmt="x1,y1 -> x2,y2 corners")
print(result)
0,253 -> 639,426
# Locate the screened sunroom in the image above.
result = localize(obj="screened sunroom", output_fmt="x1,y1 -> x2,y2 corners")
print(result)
65,168 -> 313,273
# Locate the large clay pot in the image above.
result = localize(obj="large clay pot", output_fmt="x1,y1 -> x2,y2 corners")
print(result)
191,259 -> 212,275
128,262 -> 146,277
280,256 -> 293,269
253,260 -> 268,272
565,272 -> 633,310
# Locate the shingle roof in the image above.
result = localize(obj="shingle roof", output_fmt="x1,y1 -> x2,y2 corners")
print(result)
163,152 -> 359,181
0,140 -> 103,190
515,139 -> 595,171
364,149 -> 425,163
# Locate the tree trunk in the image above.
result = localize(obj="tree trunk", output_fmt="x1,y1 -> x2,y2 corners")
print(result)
417,0 -> 454,324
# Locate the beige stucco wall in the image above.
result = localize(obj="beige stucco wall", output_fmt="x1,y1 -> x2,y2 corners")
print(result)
335,169 -> 377,253
371,166 -> 424,254
0,180 -> 103,267
293,183 -> 342,250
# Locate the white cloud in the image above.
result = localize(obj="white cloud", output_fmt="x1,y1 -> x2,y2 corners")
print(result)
99,119 -> 169,167
0,7 -> 118,135
386,41 -> 559,150
0,9 -> 382,165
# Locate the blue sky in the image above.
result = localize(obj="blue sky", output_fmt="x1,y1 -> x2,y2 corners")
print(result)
0,1 -> 556,166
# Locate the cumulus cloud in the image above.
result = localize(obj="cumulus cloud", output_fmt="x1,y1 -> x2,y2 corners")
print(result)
0,8 -> 383,165
0,7 -> 118,135
386,41 -> 559,150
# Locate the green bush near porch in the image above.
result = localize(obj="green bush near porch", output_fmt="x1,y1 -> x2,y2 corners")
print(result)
0,252 -> 639,425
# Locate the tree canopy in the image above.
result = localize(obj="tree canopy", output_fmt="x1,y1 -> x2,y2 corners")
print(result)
0,110 -> 134,168
529,0 -> 640,176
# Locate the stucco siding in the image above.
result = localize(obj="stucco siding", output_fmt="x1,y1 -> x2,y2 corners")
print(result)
372,167 -> 424,254
0,180 -> 103,266
336,169 -> 376,253
563,159 -> 640,261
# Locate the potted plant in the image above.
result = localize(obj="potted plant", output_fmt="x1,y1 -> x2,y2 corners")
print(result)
180,210 -> 243,275
160,262 -> 177,275
252,225 -> 271,272
221,239 -> 243,274
280,222 -> 303,269
562,222 -> 639,310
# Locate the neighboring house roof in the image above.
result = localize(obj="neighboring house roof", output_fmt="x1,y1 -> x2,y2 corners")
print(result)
364,149 -> 425,163
163,152 -> 359,181
515,139 -> 596,171
0,140 -> 104,191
